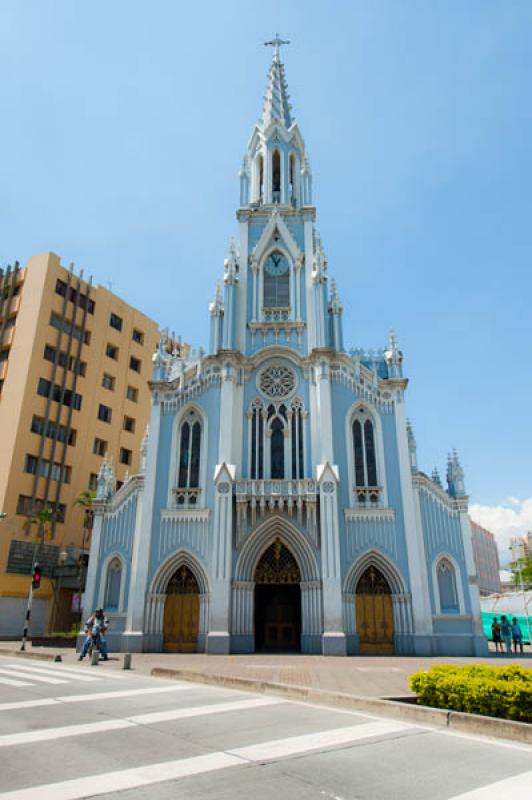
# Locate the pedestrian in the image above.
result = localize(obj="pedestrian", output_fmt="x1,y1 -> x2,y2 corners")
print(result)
78,608 -> 109,661
511,617 -> 524,655
491,617 -> 502,653
500,615 -> 512,655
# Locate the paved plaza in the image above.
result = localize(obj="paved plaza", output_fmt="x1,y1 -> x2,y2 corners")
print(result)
1,642 -> 530,698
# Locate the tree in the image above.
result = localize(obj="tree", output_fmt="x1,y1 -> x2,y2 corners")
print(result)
510,557 -> 532,588
23,505 -> 54,551
75,490 -> 95,551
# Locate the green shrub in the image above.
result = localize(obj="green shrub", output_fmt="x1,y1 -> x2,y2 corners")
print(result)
409,664 -> 532,723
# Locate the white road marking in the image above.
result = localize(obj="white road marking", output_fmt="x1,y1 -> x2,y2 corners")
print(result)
0,676 -> 33,688
8,661 -> 125,679
229,720 -> 410,761
448,770 -> 532,799
0,684 -> 194,712
0,668 -> 67,685
0,721 -> 417,800
3,664 -> 101,683
0,696 -> 283,747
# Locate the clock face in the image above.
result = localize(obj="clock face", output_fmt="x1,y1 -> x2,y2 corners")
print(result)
265,252 -> 289,276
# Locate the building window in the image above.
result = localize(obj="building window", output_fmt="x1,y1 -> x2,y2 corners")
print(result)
44,344 -> 87,376
102,373 -> 115,391
109,313 -> 123,332
49,312 -> 90,344
37,378 -> 82,411
31,415 -> 76,446
104,557 -> 122,611
263,251 -> 290,308
270,417 -> 285,479
16,495 -> 65,522
352,412 -> 378,487
129,356 -> 141,373
88,473 -> 98,492
106,343 -> 119,360
55,279 -> 95,314
176,410 -> 202,504
123,415 -> 135,433
126,385 -> 138,403
437,559 -> 460,614
93,437 -> 107,456
97,404 -> 112,424
132,328 -> 144,345
119,447 -> 132,466
24,455 -> 71,484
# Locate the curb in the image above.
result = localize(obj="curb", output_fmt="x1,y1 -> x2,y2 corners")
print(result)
150,667 -> 532,746
0,647 -> 62,662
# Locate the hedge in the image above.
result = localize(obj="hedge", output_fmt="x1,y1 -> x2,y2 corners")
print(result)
409,664 -> 532,723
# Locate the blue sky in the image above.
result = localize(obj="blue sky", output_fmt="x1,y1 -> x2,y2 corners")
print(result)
1,2 -> 531,550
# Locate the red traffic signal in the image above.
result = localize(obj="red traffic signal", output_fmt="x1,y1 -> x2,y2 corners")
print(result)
32,563 -> 42,590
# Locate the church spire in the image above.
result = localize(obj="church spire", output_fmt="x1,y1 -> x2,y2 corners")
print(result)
261,34 -> 293,130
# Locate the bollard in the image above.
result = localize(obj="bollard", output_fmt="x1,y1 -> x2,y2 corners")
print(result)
91,649 -> 99,666
54,654 -> 62,662
123,653 -> 132,670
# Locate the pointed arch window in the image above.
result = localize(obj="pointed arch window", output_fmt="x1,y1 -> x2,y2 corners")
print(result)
176,409 -> 202,505
270,417 -> 285,479
272,150 -> 281,202
255,153 -> 264,203
263,251 -> 290,309
289,153 -> 297,207
352,409 -> 379,503
250,401 -> 264,479
437,559 -> 459,614
104,557 -> 122,611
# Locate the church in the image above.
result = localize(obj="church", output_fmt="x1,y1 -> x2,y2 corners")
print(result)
83,39 -> 486,657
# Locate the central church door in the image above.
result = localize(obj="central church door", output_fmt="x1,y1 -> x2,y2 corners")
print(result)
355,566 -> 394,655
163,566 -> 199,653
254,539 -> 301,651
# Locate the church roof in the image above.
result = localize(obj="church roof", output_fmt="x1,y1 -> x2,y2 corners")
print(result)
261,37 -> 293,130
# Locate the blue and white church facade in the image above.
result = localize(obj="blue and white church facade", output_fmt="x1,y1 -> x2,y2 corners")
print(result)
83,42 -> 486,657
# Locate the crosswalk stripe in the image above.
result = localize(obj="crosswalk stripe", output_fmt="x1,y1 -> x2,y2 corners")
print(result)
3,664 -> 101,683
0,668 -> 67,685
11,662 -> 122,679
229,719 -> 411,761
0,696 -> 283,747
447,770 -> 532,799
0,684 -> 194,712
0,676 -> 33,688
0,720 -> 415,800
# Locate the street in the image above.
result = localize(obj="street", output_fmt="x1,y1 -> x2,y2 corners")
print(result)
0,655 -> 530,799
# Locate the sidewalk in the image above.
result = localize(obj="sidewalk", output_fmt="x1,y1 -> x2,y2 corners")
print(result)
1,641 -> 530,698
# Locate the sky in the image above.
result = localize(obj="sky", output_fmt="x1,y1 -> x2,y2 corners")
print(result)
1,2 -> 531,561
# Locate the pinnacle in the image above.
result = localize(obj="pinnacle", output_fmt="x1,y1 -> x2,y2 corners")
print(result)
261,48 -> 294,130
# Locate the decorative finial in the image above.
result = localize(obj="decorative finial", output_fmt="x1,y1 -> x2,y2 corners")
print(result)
264,33 -> 290,61
431,467 -> 442,488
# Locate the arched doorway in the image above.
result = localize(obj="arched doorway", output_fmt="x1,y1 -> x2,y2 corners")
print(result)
163,565 -> 200,653
356,565 -> 394,655
254,539 -> 301,652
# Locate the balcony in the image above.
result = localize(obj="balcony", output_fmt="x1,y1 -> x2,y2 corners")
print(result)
173,487 -> 201,507
353,486 -> 382,505
235,479 -> 318,544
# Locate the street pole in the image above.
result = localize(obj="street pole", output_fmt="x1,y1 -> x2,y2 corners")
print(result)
20,538 -> 41,652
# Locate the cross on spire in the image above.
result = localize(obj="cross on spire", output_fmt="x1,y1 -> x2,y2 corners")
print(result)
264,33 -> 290,61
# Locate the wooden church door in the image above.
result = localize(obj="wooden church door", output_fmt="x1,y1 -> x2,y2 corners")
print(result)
163,566 -> 200,653
355,566 -> 395,655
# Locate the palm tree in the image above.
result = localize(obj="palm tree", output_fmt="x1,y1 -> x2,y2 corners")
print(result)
23,505 -> 54,552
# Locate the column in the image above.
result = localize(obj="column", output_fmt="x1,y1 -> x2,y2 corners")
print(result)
394,396 -> 433,654
206,464 -> 235,654
318,467 -> 346,655
122,399 -> 161,652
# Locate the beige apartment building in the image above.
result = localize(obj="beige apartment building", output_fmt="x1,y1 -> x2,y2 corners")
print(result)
0,252 -> 169,637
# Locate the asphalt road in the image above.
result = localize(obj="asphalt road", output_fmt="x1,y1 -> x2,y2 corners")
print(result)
0,655 -> 530,800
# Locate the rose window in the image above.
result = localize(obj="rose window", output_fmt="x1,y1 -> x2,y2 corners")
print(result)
258,365 -> 296,399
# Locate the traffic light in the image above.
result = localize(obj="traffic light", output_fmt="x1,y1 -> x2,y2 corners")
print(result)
32,563 -> 42,590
